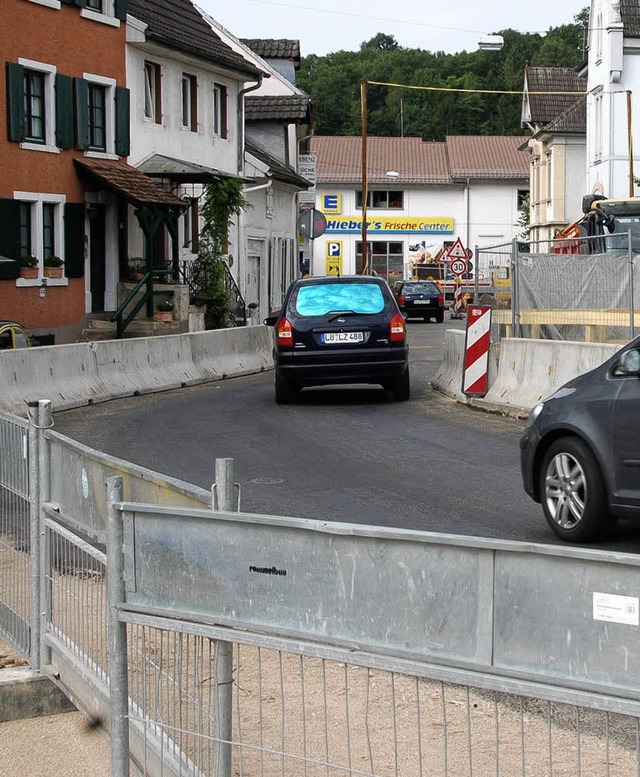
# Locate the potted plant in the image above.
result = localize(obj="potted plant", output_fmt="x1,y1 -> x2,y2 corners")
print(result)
44,256 -> 64,279
19,255 -> 39,280
154,299 -> 174,322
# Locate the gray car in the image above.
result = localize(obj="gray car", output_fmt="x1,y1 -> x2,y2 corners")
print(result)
520,336 -> 640,542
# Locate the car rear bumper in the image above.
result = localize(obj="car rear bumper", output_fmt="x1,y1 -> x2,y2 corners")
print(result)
275,346 -> 409,385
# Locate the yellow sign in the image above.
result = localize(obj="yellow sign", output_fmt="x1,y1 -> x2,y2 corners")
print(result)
325,240 -> 343,275
321,194 -> 342,214
325,216 -> 454,234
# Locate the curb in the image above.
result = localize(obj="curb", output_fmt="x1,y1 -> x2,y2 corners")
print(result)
0,667 -> 75,722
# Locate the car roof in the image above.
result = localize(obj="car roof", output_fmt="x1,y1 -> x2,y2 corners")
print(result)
296,275 -> 384,285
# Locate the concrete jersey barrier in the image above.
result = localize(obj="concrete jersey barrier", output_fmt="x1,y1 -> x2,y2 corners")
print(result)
0,326 -> 274,416
431,328 -> 498,405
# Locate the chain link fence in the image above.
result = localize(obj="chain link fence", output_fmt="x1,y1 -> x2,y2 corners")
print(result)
476,235 -> 640,344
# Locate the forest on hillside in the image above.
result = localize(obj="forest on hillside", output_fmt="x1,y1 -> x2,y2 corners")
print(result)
297,9 -> 588,140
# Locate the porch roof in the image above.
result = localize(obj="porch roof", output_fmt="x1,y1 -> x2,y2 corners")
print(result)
74,158 -> 185,210
138,154 -> 242,183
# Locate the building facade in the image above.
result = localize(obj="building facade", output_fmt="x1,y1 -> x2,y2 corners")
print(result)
310,135 -> 529,283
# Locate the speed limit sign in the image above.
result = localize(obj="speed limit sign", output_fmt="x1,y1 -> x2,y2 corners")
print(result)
450,258 -> 468,276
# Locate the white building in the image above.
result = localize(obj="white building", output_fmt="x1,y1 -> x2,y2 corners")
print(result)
310,135 -> 529,282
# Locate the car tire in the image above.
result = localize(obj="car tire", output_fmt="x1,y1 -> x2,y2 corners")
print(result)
435,311 -> 444,323
275,372 -> 298,405
390,367 -> 410,402
539,437 -> 611,543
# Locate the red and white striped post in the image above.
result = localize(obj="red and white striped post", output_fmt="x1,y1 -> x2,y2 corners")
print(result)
462,305 -> 492,396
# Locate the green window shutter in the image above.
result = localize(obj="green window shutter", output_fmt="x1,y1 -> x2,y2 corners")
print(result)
59,0 -> 74,4
114,0 -> 128,21
0,199 -> 21,280
55,74 -> 74,149
64,203 -> 86,278
74,77 -> 89,150
6,62 -> 25,143
73,0 -> 87,7
114,86 -> 130,157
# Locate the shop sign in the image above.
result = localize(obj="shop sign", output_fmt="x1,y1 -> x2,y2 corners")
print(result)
325,216 -> 454,234
321,194 -> 342,214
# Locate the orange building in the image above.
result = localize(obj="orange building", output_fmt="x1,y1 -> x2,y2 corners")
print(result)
0,0 -> 129,342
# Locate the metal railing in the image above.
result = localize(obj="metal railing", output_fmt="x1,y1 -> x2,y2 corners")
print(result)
5,404 -> 640,776
476,233 -> 639,344
180,259 -> 247,327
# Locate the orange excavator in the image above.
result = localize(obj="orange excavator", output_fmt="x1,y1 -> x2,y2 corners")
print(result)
552,194 -> 640,253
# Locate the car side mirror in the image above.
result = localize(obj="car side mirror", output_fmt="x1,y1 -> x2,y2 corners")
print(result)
619,348 -> 640,375
263,315 -> 278,327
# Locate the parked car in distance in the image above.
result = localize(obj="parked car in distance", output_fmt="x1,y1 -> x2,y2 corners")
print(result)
392,280 -> 445,322
0,320 -> 32,349
520,336 -> 640,542
264,275 -> 410,404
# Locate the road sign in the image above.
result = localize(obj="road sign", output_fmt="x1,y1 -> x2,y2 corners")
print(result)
446,238 -> 467,259
462,305 -> 492,397
297,208 -> 327,239
450,258 -> 468,277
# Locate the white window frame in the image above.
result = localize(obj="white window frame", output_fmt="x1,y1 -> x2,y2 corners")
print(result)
545,150 -> 552,203
213,83 -> 227,138
181,73 -> 197,131
83,72 -> 117,158
24,0 -> 60,8
81,0 -> 120,28
144,61 -> 161,123
14,191 -> 68,287
17,58 -> 59,154
594,94 -> 603,162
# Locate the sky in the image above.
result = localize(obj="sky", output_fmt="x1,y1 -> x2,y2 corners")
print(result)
196,0 -> 586,57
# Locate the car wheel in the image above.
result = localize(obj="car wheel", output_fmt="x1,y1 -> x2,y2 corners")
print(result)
275,372 -> 298,405
435,311 -> 444,323
390,367 -> 410,402
539,437 -> 610,543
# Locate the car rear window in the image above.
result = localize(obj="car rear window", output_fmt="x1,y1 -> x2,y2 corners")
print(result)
405,283 -> 439,294
293,283 -> 386,316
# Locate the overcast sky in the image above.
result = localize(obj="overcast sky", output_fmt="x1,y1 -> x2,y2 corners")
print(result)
196,0 -> 586,57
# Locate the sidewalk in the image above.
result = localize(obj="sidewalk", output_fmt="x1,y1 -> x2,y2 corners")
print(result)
0,639 -> 111,777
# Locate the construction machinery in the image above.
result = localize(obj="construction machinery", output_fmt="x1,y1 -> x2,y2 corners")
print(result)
552,194 -> 640,254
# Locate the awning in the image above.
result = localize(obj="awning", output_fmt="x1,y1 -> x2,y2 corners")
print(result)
138,154 -> 243,184
74,158 -> 185,210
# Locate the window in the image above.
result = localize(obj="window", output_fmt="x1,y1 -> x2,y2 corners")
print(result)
293,282 -> 385,317
183,199 -> 199,252
86,0 -> 103,9
23,70 -> 46,143
181,74 -> 197,131
14,193 -> 66,281
356,240 -> 404,280
144,61 -> 162,123
88,83 -> 106,151
356,190 -> 404,209
545,151 -> 552,202
19,203 -> 32,258
213,83 -> 227,138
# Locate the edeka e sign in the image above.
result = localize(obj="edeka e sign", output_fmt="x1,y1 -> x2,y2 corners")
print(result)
325,216 -> 454,234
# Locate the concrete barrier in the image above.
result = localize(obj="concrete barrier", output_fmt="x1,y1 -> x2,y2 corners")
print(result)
471,338 -> 622,417
431,329 -> 499,405
0,326 -> 274,416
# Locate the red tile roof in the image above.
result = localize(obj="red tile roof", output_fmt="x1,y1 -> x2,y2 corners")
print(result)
74,159 -> 185,209
310,135 -> 529,184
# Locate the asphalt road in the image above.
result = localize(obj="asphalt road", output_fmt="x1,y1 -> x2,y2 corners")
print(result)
54,317 -> 640,551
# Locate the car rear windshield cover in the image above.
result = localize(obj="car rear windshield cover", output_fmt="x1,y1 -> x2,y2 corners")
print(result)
294,283 -> 385,316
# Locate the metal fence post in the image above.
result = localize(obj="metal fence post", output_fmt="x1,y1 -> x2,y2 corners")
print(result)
107,476 -> 130,777
474,244 -> 480,304
511,239 -> 519,338
213,458 -> 234,777
38,400 -> 52,670
629,229 -> 635,340
27,399 -> 51,671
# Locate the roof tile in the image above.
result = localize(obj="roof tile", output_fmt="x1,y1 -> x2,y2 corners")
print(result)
245,95 -> 312,122
524,66 -> 586,125
240,39 -> 301,62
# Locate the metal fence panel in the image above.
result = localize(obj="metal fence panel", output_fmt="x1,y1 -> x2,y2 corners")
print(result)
0,412 -> 30,656
120,613 -> 640,777
120,504 -> 640,702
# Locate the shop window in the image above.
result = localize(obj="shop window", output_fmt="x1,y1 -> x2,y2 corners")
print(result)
356,190 -> 404,209
356,240 -> 404,281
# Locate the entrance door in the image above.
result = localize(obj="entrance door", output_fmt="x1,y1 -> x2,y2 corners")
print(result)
89,205 -> 106,313
246,238 -> 263,321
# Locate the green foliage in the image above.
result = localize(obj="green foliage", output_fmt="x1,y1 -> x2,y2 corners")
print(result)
191,178 -> 249,330
297,10 -> 588,139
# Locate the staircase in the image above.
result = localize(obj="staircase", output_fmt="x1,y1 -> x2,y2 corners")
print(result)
81,315 -> 186,342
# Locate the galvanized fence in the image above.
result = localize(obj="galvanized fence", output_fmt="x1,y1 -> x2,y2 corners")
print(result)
475,234 -> 640,344
4,403 -> 640,776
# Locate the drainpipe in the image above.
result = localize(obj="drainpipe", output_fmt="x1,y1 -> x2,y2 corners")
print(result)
244,178 -> 273,194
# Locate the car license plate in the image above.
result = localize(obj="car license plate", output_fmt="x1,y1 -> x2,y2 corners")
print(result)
414,300 -> 431,305
321,332 -> 364,344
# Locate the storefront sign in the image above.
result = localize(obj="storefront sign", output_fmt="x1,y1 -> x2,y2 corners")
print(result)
298,153 -> 317,205
325,216 -> 454,234
321,194 -> 342,214
325,240 -> 343,275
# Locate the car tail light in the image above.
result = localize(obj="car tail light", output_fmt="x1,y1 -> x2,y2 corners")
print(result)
397,294 -> 405,306
390,312 -> 406,342
438,294 -> 444,305
276,317 -> 293,346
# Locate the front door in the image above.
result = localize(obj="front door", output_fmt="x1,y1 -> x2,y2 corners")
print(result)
89,205 -> 106,313
246,238 -> 263,321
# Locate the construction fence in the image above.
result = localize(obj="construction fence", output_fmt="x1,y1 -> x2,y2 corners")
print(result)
4,403 -> 640,776
475,233 -> 640,344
